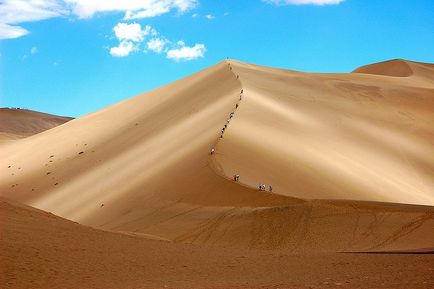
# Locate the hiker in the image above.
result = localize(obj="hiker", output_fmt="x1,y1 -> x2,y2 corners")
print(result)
241,89 -> 243,93
236,75 -> 239,79
210,148 -> 215,155
236,104 -> 239,108
234,174 -> 240,181
240,95 -> 242,100
269,185 -> 273,192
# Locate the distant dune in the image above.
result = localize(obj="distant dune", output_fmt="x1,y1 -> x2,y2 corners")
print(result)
0,108 -> 73,141
0,59 -> 433,255
352,59 -> 434,79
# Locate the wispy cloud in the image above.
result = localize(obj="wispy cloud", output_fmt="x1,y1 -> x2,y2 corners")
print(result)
0,0 -> 66,39
65,0 -> 198,19
0,23 -> 28,39
0,0 -> 198,39
264,0 -> 344,5
205,14 -> 215,20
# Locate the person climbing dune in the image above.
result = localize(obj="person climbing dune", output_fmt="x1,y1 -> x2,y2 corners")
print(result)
210,148 -> 215,155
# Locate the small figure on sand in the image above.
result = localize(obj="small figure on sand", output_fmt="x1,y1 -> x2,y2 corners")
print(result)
241,89 -> 243,94
210,148 -> 215,155
258,184 -> 266,191
269,185 -> 273,192
236,104 -> 239,109
233,174 -> 240,182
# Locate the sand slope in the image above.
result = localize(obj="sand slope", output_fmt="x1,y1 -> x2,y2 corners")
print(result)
0,60 -> 434,252
0,108 -> 72,141
1,197 -> 433,289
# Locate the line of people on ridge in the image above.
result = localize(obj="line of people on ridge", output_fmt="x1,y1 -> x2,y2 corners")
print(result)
234,174 -> 273,193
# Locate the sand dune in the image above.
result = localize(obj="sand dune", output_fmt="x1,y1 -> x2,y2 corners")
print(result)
0,108 -> 73,141
352,59 -> 434,79
0,59 -> 434,253
2,197 -> 433,289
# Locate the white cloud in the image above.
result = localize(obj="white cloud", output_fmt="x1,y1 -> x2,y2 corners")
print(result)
264,0 -> 344,5
205,14 -> 215,20
166,42 -> 206,61
65,0 -> 198,19
109,40 -> 136,57
192,13 -> 199,18
0,0 -> 67,39
0,0 -> 198,39
113,22 -> 154,42
0,23 -> 28,39
147,38 -> 167,53
109,23 -> 205,61
31,46 -> 38,54
0,0 -> 67,24
110,22 -> 158,57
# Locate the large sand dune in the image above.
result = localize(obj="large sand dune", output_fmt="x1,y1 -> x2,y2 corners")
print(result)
1,59 -> 434,253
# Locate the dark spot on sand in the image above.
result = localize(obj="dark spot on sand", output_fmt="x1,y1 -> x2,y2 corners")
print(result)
46,172 -> 51,175
54,183 -> 59,186
49,155 -> 54,158
78,151 -> 84,155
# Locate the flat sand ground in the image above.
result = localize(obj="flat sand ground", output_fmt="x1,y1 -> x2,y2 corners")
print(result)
1,59 -> 434,288
1,198 -> 433,289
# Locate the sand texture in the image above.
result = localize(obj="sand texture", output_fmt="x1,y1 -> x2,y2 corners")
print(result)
1,59 -> 434,288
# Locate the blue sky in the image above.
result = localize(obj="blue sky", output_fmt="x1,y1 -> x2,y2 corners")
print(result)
0,0 -> 433,117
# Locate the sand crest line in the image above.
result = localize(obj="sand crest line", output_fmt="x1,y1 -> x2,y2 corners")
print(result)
207,60 -> 258,192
